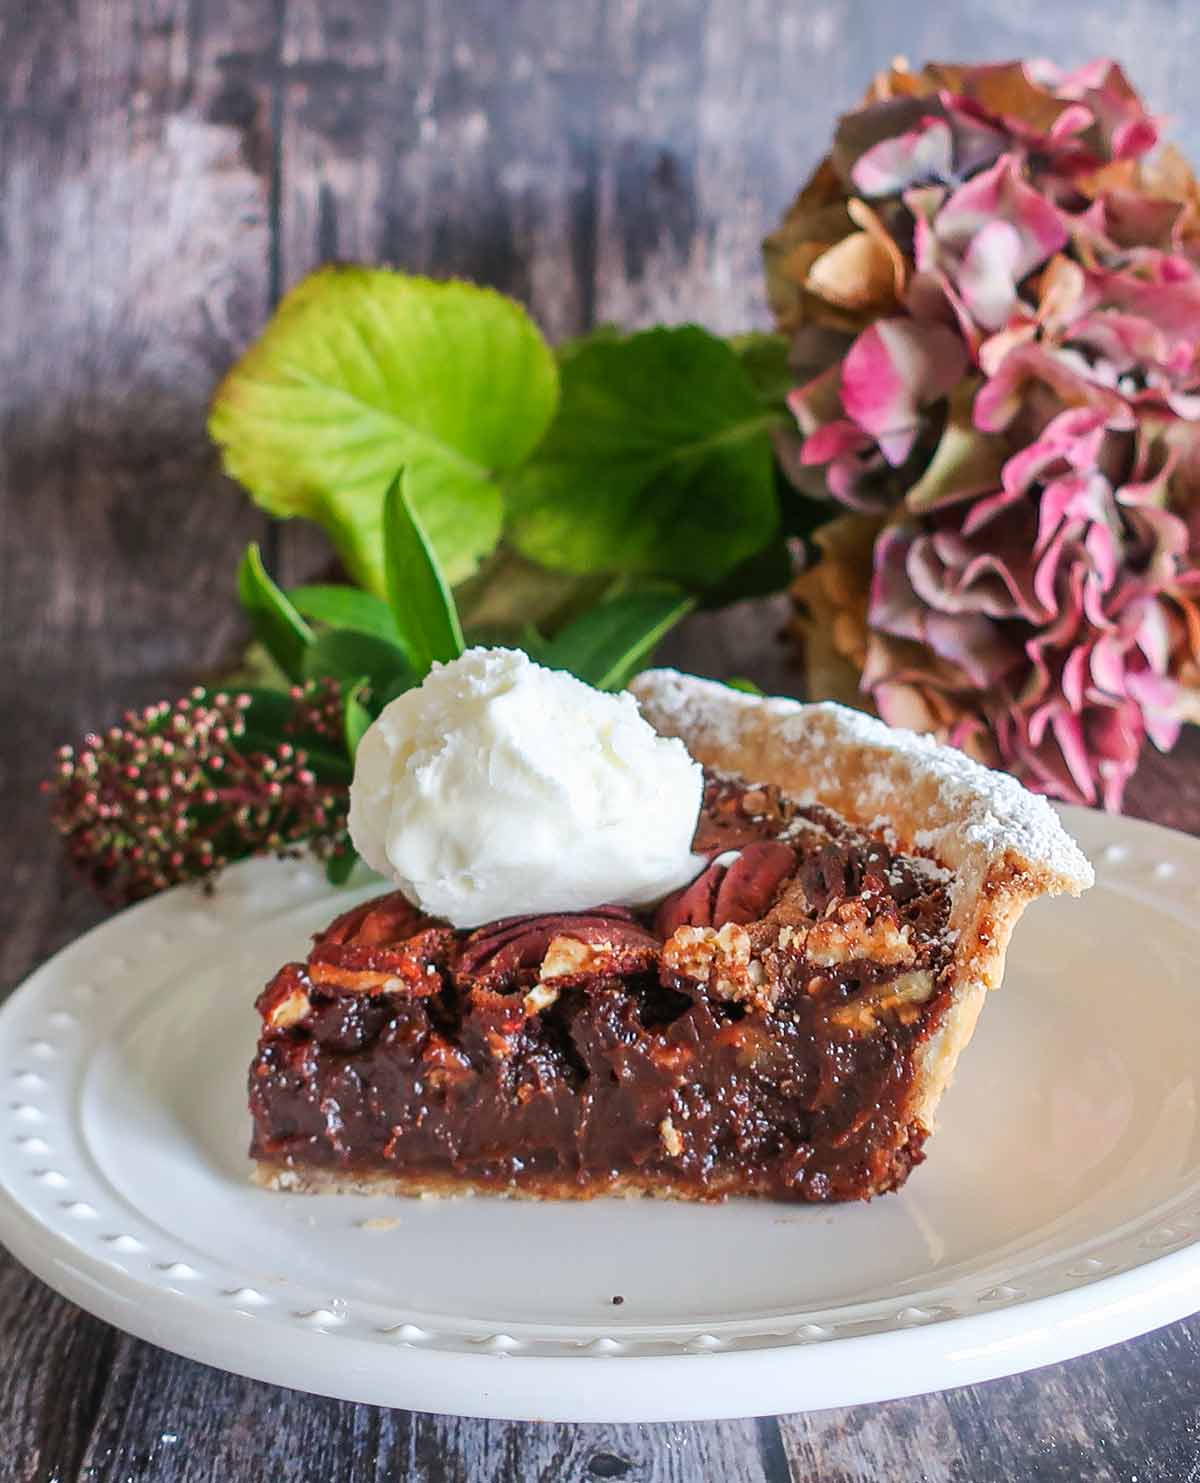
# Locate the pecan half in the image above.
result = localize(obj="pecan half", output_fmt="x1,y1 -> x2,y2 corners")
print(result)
655,841 -> 796,937
307,927 -> 455,995
315,891 -> 435,949
308,891 -> 454,995
454,908 -> 659,993
256,963 -> 313,1029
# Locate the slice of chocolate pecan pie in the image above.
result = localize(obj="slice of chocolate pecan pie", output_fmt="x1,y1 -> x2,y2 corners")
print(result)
249,671 -> 1092,1203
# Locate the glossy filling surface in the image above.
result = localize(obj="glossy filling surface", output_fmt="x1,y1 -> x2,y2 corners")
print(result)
249,775 -> 956,1202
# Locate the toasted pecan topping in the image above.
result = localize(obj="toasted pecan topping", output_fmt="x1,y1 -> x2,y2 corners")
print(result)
257,966 -> 314,1030
454,909 -> 658,993
655,841 -> 796,937
522,981 -> 562,1017
315,891 -> 434,950
309,900 -> 455,996
805,898 -> 915,969
662,922 -> 773,1009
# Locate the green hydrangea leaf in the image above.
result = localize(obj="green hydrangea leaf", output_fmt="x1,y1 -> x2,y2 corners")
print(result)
210,266 -> 559,594
236,544 -> 315,681
697,534 -> 794,608
540,587 -> 695,690
300,629 -> 414,695
343,682 -> 374,757
728,331 -> 794,411
383,470 -> 465,673
454,547 -> 614,640
505,326 -> 779,589
325,846 -> 360,886
288,585 -> 401,643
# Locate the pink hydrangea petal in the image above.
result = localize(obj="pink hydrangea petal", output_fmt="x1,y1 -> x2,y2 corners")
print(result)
873,681 -> 929,732
1084,520 -> 1119,591
1032,524 -> 1075,616
1089,633 -> 1130,696
1085,191 -> 1182,252
1061,644 -> 1090,711
978,320 -> 1041,377
868,525 -> 926,640
1085,256 -> 1200,343
1126,671 -> 1182,749
1011,698 -> 1096,804
1112,114 -> 1160,161
786,368 -> 844,438
904,186 -> 947,273
942,101 -> 1009,177
851,116 -> 954,198
1054,60 -> 1159,164
1002,407 -> 1109,496
924,610 -> 1019,687
1133,599 -> 1172,673
957,549 -> 1044,619
1085,701 -> 1145,810
1082,567 -> 1114,630
934,155 -> 1068,276
1035,472 -> 1106,556
798,419 -> 872,466
1047,102 -> 1093,142
973,342 -> 1132,432
908,523 -> 1043,622
962,484 -> 1025,535
1122,504 -> 1189,588
1050,709 -> 1100,801
840,319 -> 968,465
1119,438 -> 1177,507
1066,309 -> 1166,373
956,220 -> 1024,330
1159,389 -> 1200,421
1024,564 -> 1086,706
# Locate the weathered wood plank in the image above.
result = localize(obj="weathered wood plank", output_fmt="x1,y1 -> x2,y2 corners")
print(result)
72,1356 -> 780,1483
0,0 -> 278,1476
0,0 -> 276,935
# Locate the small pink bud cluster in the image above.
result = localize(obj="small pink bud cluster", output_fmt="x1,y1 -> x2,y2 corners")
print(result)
44,684 -> 351,905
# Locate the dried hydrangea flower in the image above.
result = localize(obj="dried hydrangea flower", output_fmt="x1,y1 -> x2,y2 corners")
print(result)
770,56 -> 1200,807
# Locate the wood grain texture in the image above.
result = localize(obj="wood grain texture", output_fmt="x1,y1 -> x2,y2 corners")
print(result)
5,0 -> 1200,1478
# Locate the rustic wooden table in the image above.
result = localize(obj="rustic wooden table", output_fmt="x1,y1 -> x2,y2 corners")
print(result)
6,2 -> 1200,1478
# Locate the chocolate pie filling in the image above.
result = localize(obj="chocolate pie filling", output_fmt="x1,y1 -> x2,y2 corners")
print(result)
249,774 -> 956,1202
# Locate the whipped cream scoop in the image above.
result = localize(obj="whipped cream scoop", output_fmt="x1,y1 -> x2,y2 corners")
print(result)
347,647 -> 704,928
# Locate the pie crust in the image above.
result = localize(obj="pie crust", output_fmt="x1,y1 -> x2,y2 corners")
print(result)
628,669 -> 1094,1136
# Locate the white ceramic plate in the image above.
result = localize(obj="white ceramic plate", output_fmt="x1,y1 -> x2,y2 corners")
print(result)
2,805 -> 1200,1421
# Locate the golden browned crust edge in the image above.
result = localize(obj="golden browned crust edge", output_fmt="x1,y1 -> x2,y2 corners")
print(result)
629,669 -> 1094,1137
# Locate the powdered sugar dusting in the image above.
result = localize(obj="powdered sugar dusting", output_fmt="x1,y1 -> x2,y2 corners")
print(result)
630,671 -> 1094,891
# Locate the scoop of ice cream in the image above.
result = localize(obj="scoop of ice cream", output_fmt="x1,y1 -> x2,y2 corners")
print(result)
347,647 -> 704,928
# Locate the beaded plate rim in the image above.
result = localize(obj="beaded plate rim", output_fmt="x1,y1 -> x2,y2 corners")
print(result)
2,805 -> 1200,1419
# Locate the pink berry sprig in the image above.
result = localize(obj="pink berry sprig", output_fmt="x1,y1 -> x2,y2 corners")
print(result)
44,682 -> 352,906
